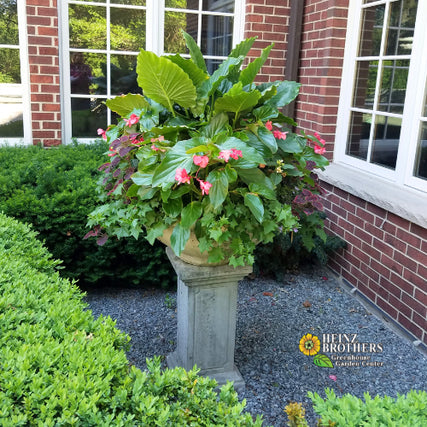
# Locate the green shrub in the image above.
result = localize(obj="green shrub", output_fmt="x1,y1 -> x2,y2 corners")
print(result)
308,388 -> 427,426
0,213 -> 263,426
0,142 -> 174,287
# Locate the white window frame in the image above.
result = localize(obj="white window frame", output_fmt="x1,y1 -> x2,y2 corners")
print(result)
59,0 -> 245,144
0,0 -> 31,145
334,0 -> 427,195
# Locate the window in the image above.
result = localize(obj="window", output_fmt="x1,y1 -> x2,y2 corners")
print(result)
61,0 -> 244,140
335,0 -> 427,193
0,0 -> 30,144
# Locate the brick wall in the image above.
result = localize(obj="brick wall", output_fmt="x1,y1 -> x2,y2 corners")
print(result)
322,182 -> 427,346
244,0 -> 290,83
26,0 -> 61,146
295,0 -> 348,161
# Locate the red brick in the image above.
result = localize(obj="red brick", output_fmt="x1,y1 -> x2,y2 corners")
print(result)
388,294 -> 412,318
407,246 -> 427,266
383,234 -> 407,253
410,223 -> 427,240
402,269 -> 426,290
381,254 -> 403,276
414,289 -> 427,306
356,207 -> 375,224
31,75 -> 53,84
390,272 -> 414,296
379,276 -> 401,298
33,130 -> 56,138
413,312 -> 427,332
398,314 -> 423,339
357,282 -> 376,302
394,251 -> 417,272
376,296 -> 398,319
365,223 -> 384,240
371,259 -> 391,280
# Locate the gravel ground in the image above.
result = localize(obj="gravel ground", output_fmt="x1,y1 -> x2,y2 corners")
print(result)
84,266 -> 427,426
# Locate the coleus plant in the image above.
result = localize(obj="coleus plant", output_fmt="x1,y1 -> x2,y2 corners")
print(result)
86,32 -> 329,267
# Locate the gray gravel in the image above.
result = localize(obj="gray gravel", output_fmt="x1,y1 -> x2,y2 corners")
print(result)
84,266 -> 427,426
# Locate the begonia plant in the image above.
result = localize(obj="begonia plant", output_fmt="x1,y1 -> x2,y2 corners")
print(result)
86,33 -> 329,267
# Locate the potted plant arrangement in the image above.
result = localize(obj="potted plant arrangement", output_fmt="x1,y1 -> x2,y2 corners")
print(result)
86,32 -> 329,388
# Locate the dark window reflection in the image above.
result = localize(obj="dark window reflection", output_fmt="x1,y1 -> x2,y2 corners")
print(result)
72,102 -> 107,138
0,0 -> 18,45
201,15 -> 233,56
378,60 -> 409,114
166,0 -> 198,9
203,0 -> 234,13
358,4 -> 384,57
109,54 -> 140,96
353,61 -> 378,110
414,123 -> 427,180
371,115 -> 401,169
346,111 -> 371,161
386,0 -> 416,55
165,11 -> 194,53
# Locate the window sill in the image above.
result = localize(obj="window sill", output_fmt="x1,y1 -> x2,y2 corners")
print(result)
317,163 -> 427,229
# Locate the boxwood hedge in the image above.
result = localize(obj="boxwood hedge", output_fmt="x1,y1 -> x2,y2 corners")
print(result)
0,142 -> 173,288
0,213 -> 262,426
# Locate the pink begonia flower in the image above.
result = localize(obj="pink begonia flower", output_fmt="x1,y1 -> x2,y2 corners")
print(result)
131,136 -> 144,145
273,130 -> 288,140
265,121 -> 273,131
198,179 -> 212,195
193,155 -> 209,168
151,135 -> 165,143
124,113 -> 140,127
314,131 -> 321,139
329,375 -> 337,382
314,144 -> 326,155
218,148 -> 243,162
107,146 -> 116,157
151,144 -> 160,151
175,168 -> 191,184
97,128 -> 107,140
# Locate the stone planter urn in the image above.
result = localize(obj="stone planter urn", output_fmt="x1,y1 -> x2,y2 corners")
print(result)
165,247 -> 252,391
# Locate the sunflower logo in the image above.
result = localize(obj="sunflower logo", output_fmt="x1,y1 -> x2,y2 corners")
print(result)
299,333 -> 321,356
299,333 -> 334,368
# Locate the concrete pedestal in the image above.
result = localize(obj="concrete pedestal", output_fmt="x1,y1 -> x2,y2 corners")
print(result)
166,248 -> 252,392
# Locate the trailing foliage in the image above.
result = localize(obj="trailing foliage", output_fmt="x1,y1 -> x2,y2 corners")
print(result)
308,388 -> 427,426
0,142 -> 173,287
88,33 -> 329,267
0,213 -> 264,426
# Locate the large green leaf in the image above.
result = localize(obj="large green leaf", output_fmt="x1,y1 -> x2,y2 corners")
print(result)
207,170 -> 229,209
151,139 -> 201,186
163,198 -> 183,218
199,57 -> 244,98
244,193 -> 264,223
180,201 -> 203,228
257,126 -> 278,154
171,223 -> 191,256
200,113 -> 229,138
137,50 -> 197,111
229,37 -> 257,58
166,54 -> 209,87
106,94 -> 149,116
236,167 -> 274,190
277,133 -> 305,154
239,44 -> 274,86
182,31 -> 207,73
131,172 -> 153,186
214,82 -> 261,115
267,80 -> 301,108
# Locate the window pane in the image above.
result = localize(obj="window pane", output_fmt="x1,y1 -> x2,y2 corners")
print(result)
414,123 -> 427,180
370,115 -> 401,169
353,60 -> 378,110
378,60 -> 409,114
110,54 -> 140,95
203,0 -> 234,13
358,4 -> 385,57
110,7 -> 146,51
69,4 -> 106,50
0,47 -> 20,83
0,0 -> 18,45
346,111 -> 371,160
385,0 -> 416,55
71,52 -> 106,96
112,0 -> 146,5
165,11 -> 196,53
0,82 -> 23,137
72,102 -> 107,138
201,14 -> 233,56
166,0 -> 198,9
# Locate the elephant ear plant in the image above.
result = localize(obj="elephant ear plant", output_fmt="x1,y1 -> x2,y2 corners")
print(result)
86,33 -> 329,267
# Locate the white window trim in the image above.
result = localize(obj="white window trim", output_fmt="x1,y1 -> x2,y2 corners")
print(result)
0,0 -> 31,145
327,0 -> 427,225
60,0 -> 246,144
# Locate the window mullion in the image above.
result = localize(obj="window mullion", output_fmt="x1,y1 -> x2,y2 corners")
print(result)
147,0 -> 164,54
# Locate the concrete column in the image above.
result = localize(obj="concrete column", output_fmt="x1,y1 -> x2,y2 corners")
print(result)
166,248 -> 252,392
